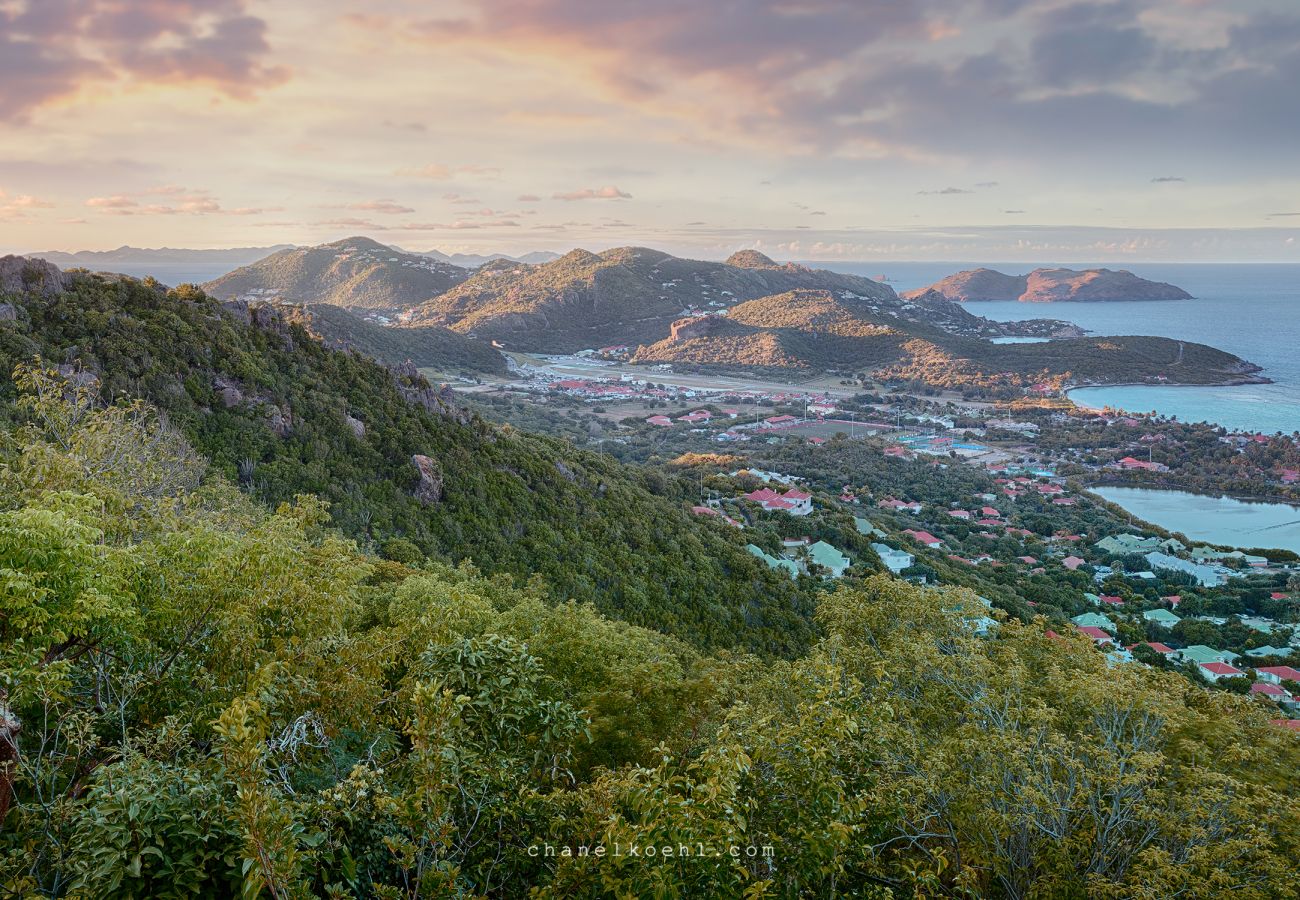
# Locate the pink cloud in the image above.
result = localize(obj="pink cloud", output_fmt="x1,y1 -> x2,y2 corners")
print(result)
517,194 -> 542,202
86,195 -> 139,209
553,185 -> 632,201
349,199 -> 416,214
1,0 -> 288,122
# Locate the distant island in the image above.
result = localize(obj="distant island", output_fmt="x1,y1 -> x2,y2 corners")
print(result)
905,267 -> 1193,303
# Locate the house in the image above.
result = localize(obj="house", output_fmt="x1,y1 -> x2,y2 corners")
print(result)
746,544 -> 799,580
854,517 -> 888,539
1198,661 -> 1245,683
1071,612 -> 1115,631
1245,645 -> 1290,659
1174,645 -> 1236,666
903,529 -> 943,549
1143,608 -> 1181,627
807,541 -> 851,578
871,543 -> 914,574
1145,552 -> 1226,587
743,487 -> 813,516
763,414 -> 799,426
1062,555 -> 1086,570
980,506 -> 1001,518
645,415 -> 673,426
1116,456 -> 1170,472
1250,683 -> 1293,702
1099,595 -> 1125,607
1134,641 -> 1176,656
947,509 -> 972,520
879,497 -> 922,514
1076,625 -> 1115,646
1255,666 -> 1300,687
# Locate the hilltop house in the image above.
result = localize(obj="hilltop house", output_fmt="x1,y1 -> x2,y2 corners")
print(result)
1197,661 -> 1246,683
1143,608 -> 1182,627
807,541 -> 851,578
903,529 -> 943,549
871,543 -> 914,574
743,487 -> 813,516
1255,666 -> 1300,686
1071,612 -> 1115,631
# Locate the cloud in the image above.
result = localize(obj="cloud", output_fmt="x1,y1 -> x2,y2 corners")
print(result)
1004,209 -> 1027,214
1151,176 -> 1186,182
975,181 -> 1000,188
397,163 -> 503,179
1266,212 -> 1300,217
398,1 -> 1300,170
517,194 -> 542,202
0,0 -> 288,122
0,189 -> 55,218
86,195 -> 139,209
917,187 -> 974,195
84,188 -> 269,216
442,193 -> 482,205
553,185 -> 632,201
349,199 -> 416,214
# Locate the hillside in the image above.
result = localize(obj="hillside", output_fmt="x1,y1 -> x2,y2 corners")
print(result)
404,246 -> 902,350
203,237 -> 469,313
279,302 -> 507,375
0,262 -> 815,654
906,266 -> 1193,303
633,288 -> 1262,389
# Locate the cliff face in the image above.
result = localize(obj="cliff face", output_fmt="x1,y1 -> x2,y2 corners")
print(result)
906,267 -> 1192,303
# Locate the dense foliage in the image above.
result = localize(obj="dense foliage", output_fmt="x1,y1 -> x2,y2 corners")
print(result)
0,274 -> 813,655
2,374 -> 1298,898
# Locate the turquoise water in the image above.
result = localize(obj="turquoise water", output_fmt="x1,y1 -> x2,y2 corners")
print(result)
818,262 -> 1300,434
1091,486 -> 1300,553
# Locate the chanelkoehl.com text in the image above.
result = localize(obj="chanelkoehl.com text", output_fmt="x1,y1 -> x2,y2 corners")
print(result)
527,842 -> 775,860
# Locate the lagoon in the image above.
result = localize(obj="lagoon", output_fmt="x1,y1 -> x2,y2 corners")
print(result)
1090,485 -> 1300,554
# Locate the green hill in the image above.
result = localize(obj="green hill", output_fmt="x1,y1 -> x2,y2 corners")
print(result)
632,288 -> 1262,390
279,302 -> 507,376
0,263 -> 814,654
203,236 -> 469,313
405,246 -> 898,351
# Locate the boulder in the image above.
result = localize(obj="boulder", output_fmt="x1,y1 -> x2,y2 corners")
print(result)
345,413 -> 366,438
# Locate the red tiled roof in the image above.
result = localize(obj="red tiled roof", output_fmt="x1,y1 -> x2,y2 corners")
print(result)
1199,662 -> 1243,676
1258,666 -> 1300,682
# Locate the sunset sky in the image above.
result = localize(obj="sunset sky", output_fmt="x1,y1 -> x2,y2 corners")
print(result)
3,0 -> 1299,260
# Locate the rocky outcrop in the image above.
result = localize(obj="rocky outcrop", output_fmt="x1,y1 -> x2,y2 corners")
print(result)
905,267 -> 1192,303
345,414 -> 366,438
391,361 -> 473,425
668,316 -> 723,341
724,249 -> 779,269
411,454 -> 443,505
0,303 -> 17,322
266,405 -> 293,438
0,255 -> 69,297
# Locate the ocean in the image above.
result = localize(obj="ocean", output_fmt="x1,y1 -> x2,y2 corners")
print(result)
815,261 -> 1300,435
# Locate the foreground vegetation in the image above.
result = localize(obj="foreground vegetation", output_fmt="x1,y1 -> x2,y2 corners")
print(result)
2,369 -> 1299,899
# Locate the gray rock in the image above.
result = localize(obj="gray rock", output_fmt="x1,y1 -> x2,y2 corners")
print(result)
0,303 -> 17,322
0,255 -> 69,297
412,454 -> 443,505
345,414 -> 366,438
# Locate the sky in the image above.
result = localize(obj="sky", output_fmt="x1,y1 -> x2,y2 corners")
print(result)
2,0 -> 1299,261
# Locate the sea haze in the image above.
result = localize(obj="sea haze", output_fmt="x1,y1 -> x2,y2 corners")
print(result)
816,262 -> 1300,435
